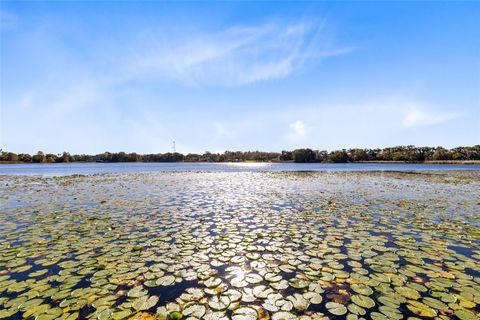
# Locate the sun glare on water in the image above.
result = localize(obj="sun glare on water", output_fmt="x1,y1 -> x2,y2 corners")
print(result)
226,162 -> 271,168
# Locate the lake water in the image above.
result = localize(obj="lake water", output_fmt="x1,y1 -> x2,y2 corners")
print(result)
1,171 -> 479,319
1,162 -> 479,176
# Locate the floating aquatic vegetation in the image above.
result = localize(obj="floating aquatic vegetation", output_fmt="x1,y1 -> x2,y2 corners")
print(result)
326,302 -> 347,316
0,171 -> 479,319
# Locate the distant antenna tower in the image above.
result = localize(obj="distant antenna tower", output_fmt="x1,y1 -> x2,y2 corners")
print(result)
173,141 -> 176,153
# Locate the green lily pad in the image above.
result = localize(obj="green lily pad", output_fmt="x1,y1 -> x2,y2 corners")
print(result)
97,308 -> 112,320
232,306 -> 258,320
133,295 -> 159,311
288,278 -> 309,289
351,294 -> 375,309
182,303 -> 206,318
326,302 -> 347,316
351,283 -> 373,296
156,275 -> 175,287
395,286 -> 421,300
271,311 -> 296,320
454,309 -> 478,320
208,295 -> 230,311
370,312 -> 389,320
348,303 -> 366,315
166,311 -> 183,320
406,301 -> 437,318
112,310 -> 133,320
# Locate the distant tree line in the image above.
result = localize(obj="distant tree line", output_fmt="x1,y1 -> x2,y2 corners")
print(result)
1,145 -> 479,164
287,146 -> 480,163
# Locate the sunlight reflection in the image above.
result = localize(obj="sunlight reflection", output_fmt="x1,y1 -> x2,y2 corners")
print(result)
225,162 -> 271,168
231,268 -> 246,278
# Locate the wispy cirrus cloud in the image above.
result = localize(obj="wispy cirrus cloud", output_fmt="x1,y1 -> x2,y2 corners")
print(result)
135,20 -> 352,86
1,15 -> 354,153
7,19 -> 351,120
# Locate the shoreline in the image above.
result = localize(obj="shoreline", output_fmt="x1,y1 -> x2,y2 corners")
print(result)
1,160 -> 480,165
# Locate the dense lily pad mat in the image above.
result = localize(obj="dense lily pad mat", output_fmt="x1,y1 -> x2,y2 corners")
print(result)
0,171 -> 479,320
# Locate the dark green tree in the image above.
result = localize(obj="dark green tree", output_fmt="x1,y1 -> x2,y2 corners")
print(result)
1,152 -> 18,162
292,148 -> 316,163
280,151 -> 293,161
61,152 -> 71,162
32,151 -> 46,163
327,150 -> 349,163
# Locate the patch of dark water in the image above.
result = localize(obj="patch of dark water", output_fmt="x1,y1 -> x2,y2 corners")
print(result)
149,279 -> 199,307
279,271 -> 296,281
465,267 -> 480,279
3,259 -> 62,284
71,277 -> 91,291
448,245 -> 477,257
2,294 -> 64,320
78,304 -> 97,319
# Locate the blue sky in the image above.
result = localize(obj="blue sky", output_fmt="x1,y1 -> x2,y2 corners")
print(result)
1,1 -> 479,154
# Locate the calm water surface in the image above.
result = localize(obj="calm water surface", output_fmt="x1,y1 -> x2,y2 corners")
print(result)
1,171 -> 479,319
1,162 -> 479,176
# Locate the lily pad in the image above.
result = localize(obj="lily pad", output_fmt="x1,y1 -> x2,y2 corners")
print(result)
156,275 -> 175,287
182,303 -> 206,318
288,278 -> 309,289
351,283 -> 373,296
208,295 -> 230,311
326,302 -> 347,316
133,295 -> 159,311
406,301 -> 437,318
232,306 -> 258,320
351,294 -> 375,309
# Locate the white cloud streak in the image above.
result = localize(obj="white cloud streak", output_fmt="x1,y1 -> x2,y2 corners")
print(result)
402,105 -> 459,128
134,21 -> 352,86
1,16 -> 354,153
286,120 -> 307,141
8,19 -> 351,118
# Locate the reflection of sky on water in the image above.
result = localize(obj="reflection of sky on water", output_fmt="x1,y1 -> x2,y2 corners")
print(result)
1,162 -> 480,176
225,162 -> 272,168
0,171 -> 479,319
